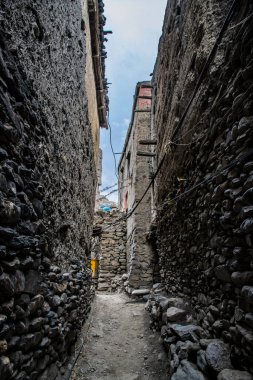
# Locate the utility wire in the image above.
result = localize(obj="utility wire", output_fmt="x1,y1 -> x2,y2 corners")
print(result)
98,0 -> 242,231
107,110 -> 119,179
99,148 -> 253,233
127,0 -> 239,219
171,0 -> 238,141
100,183 -> 117,192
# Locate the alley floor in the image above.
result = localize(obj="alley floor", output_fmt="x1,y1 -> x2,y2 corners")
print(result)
70,293 -> 169,380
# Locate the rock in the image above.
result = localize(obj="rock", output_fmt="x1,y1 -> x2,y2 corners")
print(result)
19,332 -> 42,352
14,270 -> 25,293
9,236 -> 39,249
241,286 -> 253,309
0,273 -> 15,299
236,323 -> 253,346
242,188 -> 253,205
132,289 -> 150,296
0,339 -> 8,353
51,295 -> 61,307
24,270 -> 42,295
171,360 -> 207,380
0,227 -> 17,239
169,324 -> 203,342
167,297 -> 186,309
167,307 -> 187,322
205,340 -> 232,373
240,219 -> 253,233
0,200 -> 21,225
2,257 -> 20,272
28,295 -> 44,314
0,356 -> 13,380
197,350 -> 208,374
217,369 -> 253,380
245,313 -> 253,328
29,318 -> 44,332
214,265 -> 231,282
231,272 -> 253,286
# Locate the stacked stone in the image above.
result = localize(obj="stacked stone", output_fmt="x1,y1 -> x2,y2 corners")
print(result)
146,287 -> 253,379
93,211 -> 127,291
152,0 -> 253,374
0,262 -> 93,380
0,2 -> 96,379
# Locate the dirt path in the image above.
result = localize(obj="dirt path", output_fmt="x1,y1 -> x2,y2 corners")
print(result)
70,293 -> 169,380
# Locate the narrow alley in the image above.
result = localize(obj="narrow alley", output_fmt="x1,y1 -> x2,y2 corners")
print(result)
70,293 -> 169,380
0,0 -> 253,379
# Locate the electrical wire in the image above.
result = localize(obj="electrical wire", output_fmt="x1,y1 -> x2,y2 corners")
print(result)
100,183 -> 117,192
99,148 -> 253,233
171,0 -> 238,141
107,110 -> 119,180
125,0 -> 239,219
96,1 -> 241,232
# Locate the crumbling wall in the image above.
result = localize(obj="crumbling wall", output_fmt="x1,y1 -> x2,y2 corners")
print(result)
0,1 -> 96,379
153,0 -> 253,373
92,211 -> 127,291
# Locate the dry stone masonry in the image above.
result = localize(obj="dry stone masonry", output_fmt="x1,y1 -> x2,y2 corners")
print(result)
0,1 -> 99,379
92,209 -> 127,292
150,0 -> 253,377
145,285 -> 253,379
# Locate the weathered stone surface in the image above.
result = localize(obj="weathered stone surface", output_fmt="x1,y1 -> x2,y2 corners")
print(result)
217,369 -> 253,380
166,307 -> 187,322
205,341 -> 232,373
170,324 -> 202,342
132,289 -> 150,296
171,360 -> 207,380
151,0 -> 253,373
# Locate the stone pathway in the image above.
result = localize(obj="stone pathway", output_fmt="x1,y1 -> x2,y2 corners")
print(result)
70,293 -> 169,380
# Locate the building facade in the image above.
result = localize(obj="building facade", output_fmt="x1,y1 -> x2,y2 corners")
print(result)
118,82 -> 155,291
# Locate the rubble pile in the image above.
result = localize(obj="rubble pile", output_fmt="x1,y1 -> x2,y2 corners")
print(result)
146,286 -> 253,380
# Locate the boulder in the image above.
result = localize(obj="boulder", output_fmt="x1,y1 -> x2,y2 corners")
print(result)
170,324 -> 203,342
132,289 -> 150,296
167,307 -> 187,322
171,360 -> 207,380
205,340 -> 232,373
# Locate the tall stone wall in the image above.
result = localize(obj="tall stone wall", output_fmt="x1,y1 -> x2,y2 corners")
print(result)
0,1 -> 96,379
153,0 -> 253,373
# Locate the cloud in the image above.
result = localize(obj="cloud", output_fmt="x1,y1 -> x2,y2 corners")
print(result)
100,0 -> 167,190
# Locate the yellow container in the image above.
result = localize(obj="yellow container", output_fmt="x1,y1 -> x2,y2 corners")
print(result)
91,259 -> 99,279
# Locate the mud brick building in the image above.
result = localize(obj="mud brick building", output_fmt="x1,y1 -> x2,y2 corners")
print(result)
0,0 -> 108,379
151,0 -> 253,372
118,81 -> 155,291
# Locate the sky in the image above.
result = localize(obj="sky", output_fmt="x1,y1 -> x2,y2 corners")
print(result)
100,0 -> 167,202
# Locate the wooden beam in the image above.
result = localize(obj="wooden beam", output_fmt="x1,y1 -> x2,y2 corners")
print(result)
137,151 -> 156,157
137,96 -> 152,100
134,109 -> 151,113
139,139 -> 157,145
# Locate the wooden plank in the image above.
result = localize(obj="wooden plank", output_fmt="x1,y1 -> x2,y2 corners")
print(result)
139,139 -> 157,145
137,151 -> 156,157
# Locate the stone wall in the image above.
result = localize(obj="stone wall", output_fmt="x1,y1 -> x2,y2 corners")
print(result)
0,1 -> 97,379
92,210 -> 127,291
152,0 -> 253,374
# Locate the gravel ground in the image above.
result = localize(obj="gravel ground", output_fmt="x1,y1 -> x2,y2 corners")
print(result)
70,292 -> 169,380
